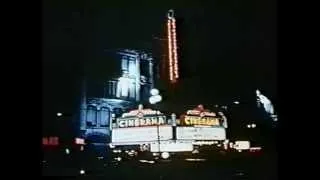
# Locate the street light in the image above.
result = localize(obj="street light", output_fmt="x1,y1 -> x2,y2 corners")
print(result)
234,101 -> 240,105
57,112 -> 62,117
251,123 -> 256,128
247,124 -> 251,128
150,88 -> 160,96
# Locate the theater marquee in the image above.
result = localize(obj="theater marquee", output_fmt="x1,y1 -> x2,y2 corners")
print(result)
117,116 -> 166,128
116,104 -> 167,128
184,116 -> 220,126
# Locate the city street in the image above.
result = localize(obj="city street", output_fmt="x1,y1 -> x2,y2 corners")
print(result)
43,150 -> 277,179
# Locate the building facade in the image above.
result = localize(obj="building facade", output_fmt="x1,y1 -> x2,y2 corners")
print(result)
79,49 -> 155,142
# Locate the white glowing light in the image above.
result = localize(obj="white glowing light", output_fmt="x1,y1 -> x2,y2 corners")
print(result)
154,95 -> 162,102
192,149 -> 199,154
149,96 -> 156,104
112,149 -> 121,153
149,95 -> 162,104
251,124 -> 256,128
185,158 -> 206,162
256,89 -> 275,115
150,89 -> 159,96
234,141 -> 250,150
65,148 -> 70,154
109,143 -> 115,148
57,112 -> 62,117
80,169 -> 85,175
111,126 -> 173,144
247,124 -> 251,128
234,101 -> 240,104
139,160 -> 155,164
161,152 -> 170,159
176,127 -> 226,141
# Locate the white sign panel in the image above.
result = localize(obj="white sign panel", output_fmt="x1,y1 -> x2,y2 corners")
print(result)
176,127 -> 226,141
234,141 -> 250,150
150,141 -> 194,152
112,126 -> 173,144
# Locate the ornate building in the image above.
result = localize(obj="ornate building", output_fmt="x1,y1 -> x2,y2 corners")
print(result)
79,49 -> 155,142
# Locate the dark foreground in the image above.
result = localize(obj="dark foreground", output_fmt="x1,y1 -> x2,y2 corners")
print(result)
42,151 -> 277,180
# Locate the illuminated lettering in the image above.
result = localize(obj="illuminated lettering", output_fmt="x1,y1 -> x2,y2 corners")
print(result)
140,118 -> 146,126
119,120 -> 127,128
158,116 -> 165,124
134,119 -> 140,126
184,116 -> 220,126
128,119 -> 134,127
146,118 -> 151,126
151,117 -> 158,125
185,116 -> 191,125
117,115 -> 167,128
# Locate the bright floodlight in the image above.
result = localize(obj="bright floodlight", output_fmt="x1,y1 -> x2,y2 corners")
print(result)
161,152 -> 170,159
57,112 -> 62,117
234,101 -> 240,104
247,124 -> 251,128
150,89 -> 159,96
251,124 -> 256,128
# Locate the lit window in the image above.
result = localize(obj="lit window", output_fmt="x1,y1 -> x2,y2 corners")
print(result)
121,58 -> 128,71
86,106 -> 97,126
100,107 -> 110,127
128,61 -> 136,75
129,82 -> 135,99
117,77 -> 134,98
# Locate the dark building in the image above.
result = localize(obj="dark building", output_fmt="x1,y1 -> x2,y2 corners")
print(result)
79,49 -> 155,143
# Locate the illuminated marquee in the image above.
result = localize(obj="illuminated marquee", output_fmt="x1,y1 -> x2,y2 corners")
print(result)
181,105 -> 222,126
117,104 -> 167,128
117,116 -> 166,128
184,116 -> 220,126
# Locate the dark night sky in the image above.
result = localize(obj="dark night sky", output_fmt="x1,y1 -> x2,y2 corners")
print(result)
42,0 -> 277,126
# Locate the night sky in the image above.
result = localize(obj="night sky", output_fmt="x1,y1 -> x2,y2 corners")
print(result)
42,0 -> 277,127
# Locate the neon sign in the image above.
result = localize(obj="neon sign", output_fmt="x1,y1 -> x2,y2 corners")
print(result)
181,105 -> 223,126
184,116 -> 220,126
117,116 -> 166,128
117,104 -> 166,128
167,9 -> 179,83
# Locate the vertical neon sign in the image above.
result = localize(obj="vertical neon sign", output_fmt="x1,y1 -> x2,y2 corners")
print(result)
167,9 -> 179,83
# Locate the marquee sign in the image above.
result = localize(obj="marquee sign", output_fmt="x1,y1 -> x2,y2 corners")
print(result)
117,104 -> 167,128
181,105 -> 222,126
117,116 -> 166,128
184,116 -> 220,126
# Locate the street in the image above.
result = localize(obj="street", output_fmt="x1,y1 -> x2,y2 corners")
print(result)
43,150 -> 277,180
